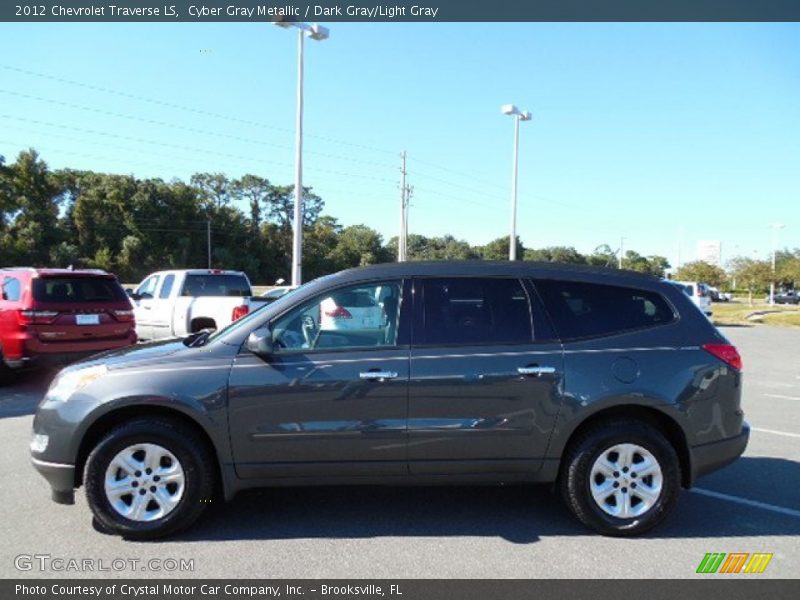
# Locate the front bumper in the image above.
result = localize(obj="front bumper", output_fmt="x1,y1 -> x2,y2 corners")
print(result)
31,457 -> 75,505
690,422 -> 750,485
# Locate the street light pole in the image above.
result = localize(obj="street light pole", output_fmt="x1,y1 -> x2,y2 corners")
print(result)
501,104 -> 531,261
769,223 -> 785,305
292,28 -> 304,286
275,21 -> 329,286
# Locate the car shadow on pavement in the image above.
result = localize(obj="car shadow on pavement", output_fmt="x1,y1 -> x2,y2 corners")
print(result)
0,369 -> 53,419
165,456 -> 800,544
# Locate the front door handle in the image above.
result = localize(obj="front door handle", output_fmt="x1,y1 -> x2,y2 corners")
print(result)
518,365 -> 557,376
359,370 -> 399,381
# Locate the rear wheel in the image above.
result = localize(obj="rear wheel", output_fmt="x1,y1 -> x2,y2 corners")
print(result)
0,350 -> 14,385
84,418 -> 215,539
561,419 -> 681,536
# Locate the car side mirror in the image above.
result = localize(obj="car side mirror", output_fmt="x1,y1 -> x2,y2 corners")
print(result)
247,328 -> 274,357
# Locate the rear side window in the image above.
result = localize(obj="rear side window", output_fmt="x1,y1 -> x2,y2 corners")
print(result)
2,277 -> 21,302
420,278 -> 532,345
32,277 -> 127,303
534,280 -> 675,340
181,274 -> 252,297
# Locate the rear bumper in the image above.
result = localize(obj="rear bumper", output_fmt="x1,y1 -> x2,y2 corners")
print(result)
690,423 -> 750,485
4,336 -> 136,370
31,457 -> 75,505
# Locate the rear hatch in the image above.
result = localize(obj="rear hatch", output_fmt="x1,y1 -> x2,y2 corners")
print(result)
27,274 -> 135,345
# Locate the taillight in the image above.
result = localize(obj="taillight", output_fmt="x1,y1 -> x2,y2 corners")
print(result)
324,306 -> 352,319
232,305 -> 249,321
112,309 -> 135,322
703,343 -> 742,371
18,309 -> 59,325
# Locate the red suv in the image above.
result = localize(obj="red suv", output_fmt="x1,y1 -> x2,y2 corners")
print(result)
0,268 -> 137,374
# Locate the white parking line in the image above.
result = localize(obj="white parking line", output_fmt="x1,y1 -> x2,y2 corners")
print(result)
752,427 -> 800,439
764,393 -> 800,401
693,488 -> 800,518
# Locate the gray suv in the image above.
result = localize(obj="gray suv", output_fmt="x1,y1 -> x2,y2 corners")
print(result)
30,262 -> 749,539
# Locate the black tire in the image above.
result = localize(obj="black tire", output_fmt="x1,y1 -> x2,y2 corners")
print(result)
84,418 -> 215,540
560,419 -> 681,537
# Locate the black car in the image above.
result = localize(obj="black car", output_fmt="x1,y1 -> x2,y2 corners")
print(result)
31,262 -> 748,539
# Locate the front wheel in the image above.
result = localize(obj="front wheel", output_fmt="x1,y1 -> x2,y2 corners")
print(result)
560,420 -> 681,536
84,418 -> 215,539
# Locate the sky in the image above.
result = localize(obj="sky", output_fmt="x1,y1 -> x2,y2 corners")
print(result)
0,22 -> 798,266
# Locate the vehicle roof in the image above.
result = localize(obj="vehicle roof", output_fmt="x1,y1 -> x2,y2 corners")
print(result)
148,269 -> 247,276
331,260 -> 661,283
1,267 -> 114,278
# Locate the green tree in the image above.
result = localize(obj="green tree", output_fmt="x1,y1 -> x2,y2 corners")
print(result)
0,149 -> 63,265
617,251 -> 670,277
586,244 -> 618,268
729,257 -> 772,305
524,246 -> 587,264
233,174 -> 271,235
479,236 -> 524,261
304,215 -> 343,280
674,261 -> 727,287
776,250 -> 800,288
190,173 -> 232,212
329,224 -> 389,270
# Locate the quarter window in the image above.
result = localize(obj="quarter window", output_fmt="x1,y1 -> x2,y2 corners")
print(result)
2,277 -> 21,302
534,280 -> 675,340
271,281 -> 402,351
420,278 -> 532,345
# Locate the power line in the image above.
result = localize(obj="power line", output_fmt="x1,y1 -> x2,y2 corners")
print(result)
0,63 -> 397,156
0,120 -> 397,184
0,89 -> 398,170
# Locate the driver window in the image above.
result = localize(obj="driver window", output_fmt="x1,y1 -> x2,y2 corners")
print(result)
271,281 -> 401,352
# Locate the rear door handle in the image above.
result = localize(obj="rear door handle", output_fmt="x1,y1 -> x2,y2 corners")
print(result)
518,366 -> 557,376
359,370 -> 399,381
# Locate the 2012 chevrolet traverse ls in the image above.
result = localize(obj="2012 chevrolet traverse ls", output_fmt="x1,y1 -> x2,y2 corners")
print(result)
30,262 -> 749,538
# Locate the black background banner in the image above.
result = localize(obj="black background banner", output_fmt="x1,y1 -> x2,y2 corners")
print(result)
4,580 -> 800,600
3,1 -> 800,22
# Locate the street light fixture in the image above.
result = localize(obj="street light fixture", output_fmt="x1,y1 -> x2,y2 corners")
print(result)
769,223 -> 785,305
275,21 -> 330,286
501,104 -> 531,261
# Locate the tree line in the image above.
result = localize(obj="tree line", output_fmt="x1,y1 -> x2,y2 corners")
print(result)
1,149 -> 797,291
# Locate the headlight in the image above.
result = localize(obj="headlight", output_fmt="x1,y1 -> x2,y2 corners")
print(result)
47,365 -> 107,402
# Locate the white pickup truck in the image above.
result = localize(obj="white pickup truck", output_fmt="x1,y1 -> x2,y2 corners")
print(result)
128,269 -> 266,341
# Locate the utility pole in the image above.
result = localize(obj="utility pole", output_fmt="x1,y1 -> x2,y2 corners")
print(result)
769,223 -> 785,305
618,236 -> 626,269
398,151 -> 412,262
207,218 -> 212,269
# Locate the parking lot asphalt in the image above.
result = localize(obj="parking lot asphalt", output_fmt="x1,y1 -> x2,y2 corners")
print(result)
0,325 -> 798,579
